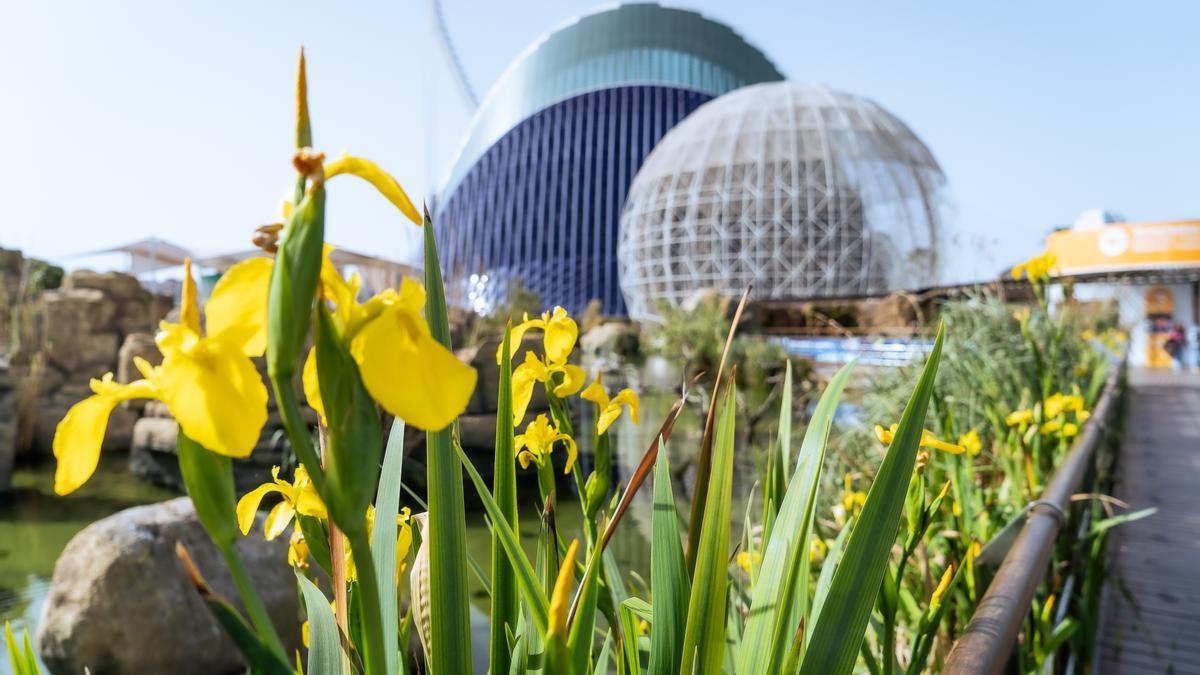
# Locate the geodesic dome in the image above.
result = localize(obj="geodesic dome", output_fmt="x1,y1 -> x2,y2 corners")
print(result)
436,3 -> 782,316
617,81 -> 950,320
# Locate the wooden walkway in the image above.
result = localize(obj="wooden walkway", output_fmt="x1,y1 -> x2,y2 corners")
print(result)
1098,368 -> 1200,675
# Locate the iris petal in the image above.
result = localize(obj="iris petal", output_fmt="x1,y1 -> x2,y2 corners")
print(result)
302,347 -> 326,422
613,389 -> 640,424
352,304 -> 476,430
53,379 -> 157,495
157,342 -> 268,458
554,364 -> 585,397
324,155 -> 421,225
264,500 -> 296,541
53,395 -> 121,495
543,308 -> 577,365
205,257 -> 273,357
236,482 -> 281,535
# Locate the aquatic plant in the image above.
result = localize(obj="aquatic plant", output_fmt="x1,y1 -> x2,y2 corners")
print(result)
48,54 -> 1129,675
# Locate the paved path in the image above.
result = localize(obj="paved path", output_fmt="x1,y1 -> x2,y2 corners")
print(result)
1098,368 -> 1200,675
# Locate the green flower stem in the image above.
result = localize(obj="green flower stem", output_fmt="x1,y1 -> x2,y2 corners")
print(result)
269,374 -> 326,496
218,540 -> 289,661
536,460 -> 557,506
176,431 -> 288,662
347,530 -> 387,675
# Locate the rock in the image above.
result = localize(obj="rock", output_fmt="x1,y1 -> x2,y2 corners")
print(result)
130,417 -> 282,491
0,364 -> 14,492
46,331 -> 119,375
144,400 -> 173,418
63,270 -> 148,303
40,288 -> 117,338
114,299 -> 155,336
457,413 -> 497,452
579,322 -> 640,361
37,497 -> 301,675
132,416 -> 178,454
116,333 -> 161,412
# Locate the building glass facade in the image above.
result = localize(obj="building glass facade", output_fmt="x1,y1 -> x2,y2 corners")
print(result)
436,3 -> 783,314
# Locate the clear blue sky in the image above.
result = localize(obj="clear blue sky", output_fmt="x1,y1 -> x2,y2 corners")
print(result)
2,1 -> 1196,282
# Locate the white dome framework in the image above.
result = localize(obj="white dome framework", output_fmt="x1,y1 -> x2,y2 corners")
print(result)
618,82 -> 950,320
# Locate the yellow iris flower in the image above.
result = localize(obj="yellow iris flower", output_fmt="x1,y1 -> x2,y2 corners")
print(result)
580,371 -> 640,435
228,246 -> 473,431
1039,418 -> 1079,437
515,414 -> 578,474
736,550 -> 762,575
874,424 -> 966,454
810,537 -> 828,563
346,505 -> 414,584
1005,409 -> 1034,427
287,528 -> 310,569
1044,392 -> 1085,420
930,565 -> 954,608
548,540 -> 579,639
236,465 -> 327,540
1011,251 -> 1057,282
842,473 -> 867,513
498,307 -> 586,424
958,428 -> 982,456
52,259 -> 269,495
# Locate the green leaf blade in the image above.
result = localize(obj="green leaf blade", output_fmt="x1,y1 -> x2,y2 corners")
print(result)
298,572 -> 346,675
799,326 -> 945,675
648,445 -> 689,675
372,418 -> 407,675
456,442 -> 551,635
492,325 -> 520,675
737,360 -> 856,674
422,212 -> 475,674
679,380 -> 738,675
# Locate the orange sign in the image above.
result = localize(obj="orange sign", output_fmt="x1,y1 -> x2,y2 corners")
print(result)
1144,286 -> 1175,368
1045,219 -> 1200,275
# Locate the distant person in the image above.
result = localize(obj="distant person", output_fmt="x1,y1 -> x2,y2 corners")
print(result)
1164,323 -> 1186,370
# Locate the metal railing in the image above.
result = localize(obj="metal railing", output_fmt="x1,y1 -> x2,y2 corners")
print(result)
942,362 -> 1124,675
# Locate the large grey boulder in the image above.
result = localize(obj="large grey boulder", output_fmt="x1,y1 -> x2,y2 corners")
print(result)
37,497 -> 301,675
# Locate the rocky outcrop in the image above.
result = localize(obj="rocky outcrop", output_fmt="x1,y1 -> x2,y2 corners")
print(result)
0,361 -> 15,492
22,271 -> 164,455
37,497 -> 301,675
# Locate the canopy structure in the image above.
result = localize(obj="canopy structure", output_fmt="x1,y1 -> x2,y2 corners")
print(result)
198,246 -> 421,295
90,237 -> 194,275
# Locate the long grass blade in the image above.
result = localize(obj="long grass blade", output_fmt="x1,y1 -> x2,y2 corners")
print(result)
492,324 -> 520,675
685,286 -> 752,573
422,207 -> 474,673
808,517 -> 852,644
372,418 -> 406,675
737,360 -> 856,674
456,442 -> 552,635
568,536 -> 605,675
679,378 -> 738,675
566,394 -> 686,626
298,571 -> 347,675
619,600 -> 645,675
799,325 -> 945,675
648,445 -> 689,675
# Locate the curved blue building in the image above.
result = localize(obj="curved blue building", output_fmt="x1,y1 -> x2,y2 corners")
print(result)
435,3 -> 783,315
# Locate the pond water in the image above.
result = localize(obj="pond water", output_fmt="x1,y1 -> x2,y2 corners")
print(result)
0,460 -> 175,674
0,391 -> 778,672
